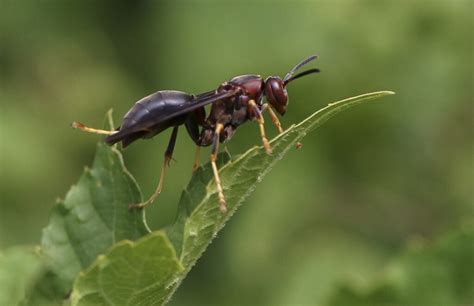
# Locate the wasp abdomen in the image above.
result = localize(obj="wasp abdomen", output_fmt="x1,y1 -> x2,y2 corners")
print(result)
105,90 -> 194,147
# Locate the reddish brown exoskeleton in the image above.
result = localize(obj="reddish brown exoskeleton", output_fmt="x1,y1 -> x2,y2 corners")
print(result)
72,55 -> 319,213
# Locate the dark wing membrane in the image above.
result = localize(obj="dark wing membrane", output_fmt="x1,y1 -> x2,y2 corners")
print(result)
104,88 -> 240,145
160,87 -> 241,122
195,89 -> 218,99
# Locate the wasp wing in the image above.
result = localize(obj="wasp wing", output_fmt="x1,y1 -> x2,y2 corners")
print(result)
105,88 -> 240,146
160,88 -> 240,122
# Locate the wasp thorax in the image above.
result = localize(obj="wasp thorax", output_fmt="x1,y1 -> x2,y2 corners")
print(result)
265,76 -> 288,115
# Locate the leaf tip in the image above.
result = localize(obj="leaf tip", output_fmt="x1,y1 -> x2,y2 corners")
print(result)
105,109 -> 115,131
106,108 -> 114,117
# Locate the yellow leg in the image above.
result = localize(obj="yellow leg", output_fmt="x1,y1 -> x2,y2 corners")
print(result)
249,100 -> 272,154
258,123 -> 272,154
129,155 -> 170,209
262,104 -> 300,149
129,127 -> 179,210
71,121 -> 117,135
192,146 -> 201,172
262,104 -> 284,134
211,123 -> 227,213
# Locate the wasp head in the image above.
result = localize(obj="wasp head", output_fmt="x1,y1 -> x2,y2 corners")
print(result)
265,55 -> 320,115
264,76 -> 288,115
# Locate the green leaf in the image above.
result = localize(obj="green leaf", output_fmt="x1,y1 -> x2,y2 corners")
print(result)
71,232 -> 183,306
52,91 -> 393,305
21,269 -> 69,306
0,247 -> 44,306
40,110 -> 150,291
163,91 -> 395,300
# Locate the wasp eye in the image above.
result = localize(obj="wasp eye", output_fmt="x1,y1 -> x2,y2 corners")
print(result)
265,77 -> 288,115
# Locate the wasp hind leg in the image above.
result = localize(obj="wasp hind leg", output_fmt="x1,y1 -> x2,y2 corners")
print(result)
192,146 -> 201,173
71,121 -> 117,135
129,126 -> 179,210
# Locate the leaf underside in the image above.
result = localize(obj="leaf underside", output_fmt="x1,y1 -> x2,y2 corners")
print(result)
37,91 -> 394,305
40,111 -> 149,290
72,232 -> 183,306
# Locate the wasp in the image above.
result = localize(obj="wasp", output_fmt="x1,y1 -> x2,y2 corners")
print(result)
73,55 -> 319,213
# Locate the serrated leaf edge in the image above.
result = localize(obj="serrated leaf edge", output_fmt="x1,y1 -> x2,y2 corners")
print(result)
71,231 -> 183,306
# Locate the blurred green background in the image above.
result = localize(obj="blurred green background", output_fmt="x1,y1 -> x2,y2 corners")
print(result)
1,1 -> 472,305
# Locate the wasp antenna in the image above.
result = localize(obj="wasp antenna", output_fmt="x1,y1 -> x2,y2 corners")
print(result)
284,68 -> 320,85
283,55 -> 318,83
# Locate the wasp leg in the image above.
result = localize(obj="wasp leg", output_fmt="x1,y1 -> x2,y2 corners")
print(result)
71,121 -> 117,135
249,100 -> 272,154
129,126 -> 179,210
192,146 -> 201,173
211,123 -> 227,214
262,103 -> 284,134
261,104 -> 301,148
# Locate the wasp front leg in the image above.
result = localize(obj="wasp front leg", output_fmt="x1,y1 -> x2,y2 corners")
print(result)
261,103 -> 302,149
261,103 -> 284,134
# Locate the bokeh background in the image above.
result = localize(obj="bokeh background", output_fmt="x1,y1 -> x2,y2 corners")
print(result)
1,1 -> 472,305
